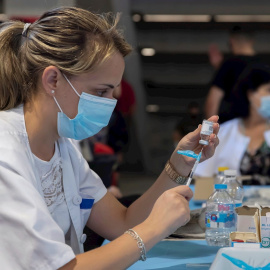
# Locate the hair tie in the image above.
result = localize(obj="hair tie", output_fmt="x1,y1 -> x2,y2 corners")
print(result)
22,23 -> 31,37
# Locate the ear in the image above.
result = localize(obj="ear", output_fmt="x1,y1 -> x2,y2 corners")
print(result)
41,66 -> 62,97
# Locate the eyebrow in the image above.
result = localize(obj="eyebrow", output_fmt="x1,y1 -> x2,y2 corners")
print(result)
99,83 -> 121,89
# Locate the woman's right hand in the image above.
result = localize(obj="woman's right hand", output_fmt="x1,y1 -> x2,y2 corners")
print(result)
145,185 -> 193,238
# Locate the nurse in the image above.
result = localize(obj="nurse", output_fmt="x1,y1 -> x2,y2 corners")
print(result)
0,6 -> 219,269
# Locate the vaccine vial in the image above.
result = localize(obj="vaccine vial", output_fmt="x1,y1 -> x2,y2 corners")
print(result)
199,120 -> 213,145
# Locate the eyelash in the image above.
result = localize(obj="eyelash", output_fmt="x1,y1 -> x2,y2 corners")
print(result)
96,90 -> 108,97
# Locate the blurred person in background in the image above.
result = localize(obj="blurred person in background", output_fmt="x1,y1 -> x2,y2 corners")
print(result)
205,25 -> 260,123
113,78 -> 143,172
196,64 -> 270,185
173,101 -> 203,147
114,79 -> 136,121
208,43 -> 224,70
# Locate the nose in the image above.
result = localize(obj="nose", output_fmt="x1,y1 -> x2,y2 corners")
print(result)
107,89 -> 115,99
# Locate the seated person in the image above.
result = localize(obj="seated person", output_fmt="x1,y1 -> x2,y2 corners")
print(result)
196,64 -> 270,185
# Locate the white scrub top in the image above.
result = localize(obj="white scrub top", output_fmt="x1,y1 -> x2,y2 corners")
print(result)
195,118 -> 270,177
0,105 -> 107,269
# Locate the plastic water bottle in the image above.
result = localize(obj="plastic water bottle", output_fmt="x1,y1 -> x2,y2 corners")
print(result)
222,170 -> 244,207
214,167 -> 229,184
205,184 -> 236,247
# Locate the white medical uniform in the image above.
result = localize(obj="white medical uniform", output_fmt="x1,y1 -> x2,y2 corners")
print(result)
195,118 -> 270,177
0,105 -> 107,269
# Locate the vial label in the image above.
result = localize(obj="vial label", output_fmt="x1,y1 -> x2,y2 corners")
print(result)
201,120 -> 213,135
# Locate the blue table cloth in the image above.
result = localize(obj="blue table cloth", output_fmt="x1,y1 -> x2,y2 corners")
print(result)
102,185 -> 270,269
103,239 -> 220,270
128,240 -> 220,270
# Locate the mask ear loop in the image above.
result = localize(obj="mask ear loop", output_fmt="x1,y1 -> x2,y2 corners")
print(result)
62,73 -> 81,97
51,90 -> 63,113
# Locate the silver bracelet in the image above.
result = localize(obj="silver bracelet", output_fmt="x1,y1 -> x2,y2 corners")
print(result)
124,229 -> 147,261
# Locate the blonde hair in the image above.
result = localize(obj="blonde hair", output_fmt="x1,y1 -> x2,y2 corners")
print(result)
0,6 -> 132,110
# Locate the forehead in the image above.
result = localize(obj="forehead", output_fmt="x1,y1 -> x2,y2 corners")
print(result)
255,83 -> 270,96
82,52 -> 125,83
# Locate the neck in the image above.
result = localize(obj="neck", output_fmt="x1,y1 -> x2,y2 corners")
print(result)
24,98 -> 58,161
243,109 -> 267,129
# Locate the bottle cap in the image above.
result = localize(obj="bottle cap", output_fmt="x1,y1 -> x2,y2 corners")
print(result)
218,166 -> 229,172
224,170 -> 237,176
214,184 -> 227,189
232,239 -> 244,243
199,139 -> 209,145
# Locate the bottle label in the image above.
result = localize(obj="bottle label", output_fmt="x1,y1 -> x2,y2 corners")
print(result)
205,204 -> 236,229
235,203 -> 242,208
218,203 -> 234,211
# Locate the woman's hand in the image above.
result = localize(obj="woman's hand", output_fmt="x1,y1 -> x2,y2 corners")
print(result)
170,115 -> 220,176
144,185 -> 193,238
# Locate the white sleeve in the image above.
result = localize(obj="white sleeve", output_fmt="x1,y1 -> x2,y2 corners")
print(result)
66,138 -> 107,204
0,165 -> 75,270
264,130 -> 270,146
70,145 -> 108,228
78,152 -> 107,204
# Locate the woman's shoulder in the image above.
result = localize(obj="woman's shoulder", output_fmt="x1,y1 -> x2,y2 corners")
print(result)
220,118 -> 239,128
219,118 -> 240,134
0,105 -> 26,135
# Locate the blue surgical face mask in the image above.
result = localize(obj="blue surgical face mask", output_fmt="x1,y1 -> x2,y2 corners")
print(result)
257,95 -> 270,119
53,74 -> 117,140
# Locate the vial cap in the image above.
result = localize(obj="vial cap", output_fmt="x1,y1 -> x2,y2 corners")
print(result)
199,139 -> 209,145
218,166 -> 229,172
224,170 -> 237,176
214,184 -> 227,189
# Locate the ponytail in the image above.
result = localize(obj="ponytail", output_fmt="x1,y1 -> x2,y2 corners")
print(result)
0,21 -> 29,110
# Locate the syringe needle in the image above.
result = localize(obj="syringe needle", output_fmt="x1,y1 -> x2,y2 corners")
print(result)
185,148 -> 203,186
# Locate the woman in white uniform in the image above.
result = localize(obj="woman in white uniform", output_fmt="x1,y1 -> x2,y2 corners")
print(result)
0,7 -> 219,269
196,64 -> 270,185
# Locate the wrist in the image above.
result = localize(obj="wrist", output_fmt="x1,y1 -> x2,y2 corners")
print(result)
169,154 -> 192,177
133,220 -> 165,251
164,160 -> 189,185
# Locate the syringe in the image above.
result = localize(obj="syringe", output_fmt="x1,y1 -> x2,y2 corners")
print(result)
185,148 -> 203,186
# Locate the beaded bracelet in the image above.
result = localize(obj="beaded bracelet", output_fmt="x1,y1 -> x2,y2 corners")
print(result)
124,229 -> 147,261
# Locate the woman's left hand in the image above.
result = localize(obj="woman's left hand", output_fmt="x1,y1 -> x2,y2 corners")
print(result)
170,115 -> 220,176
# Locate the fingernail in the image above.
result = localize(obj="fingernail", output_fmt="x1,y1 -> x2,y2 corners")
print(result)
213,134 -> 217,138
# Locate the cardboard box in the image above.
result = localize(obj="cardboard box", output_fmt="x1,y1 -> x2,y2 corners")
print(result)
260,207 -> 270,248
230,232 -> 261,248
193,177 -> 214,202
235,205 -> 270,248
235,206 -> 259,236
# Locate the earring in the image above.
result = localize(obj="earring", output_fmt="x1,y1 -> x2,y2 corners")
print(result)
51,90 -> 55,94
